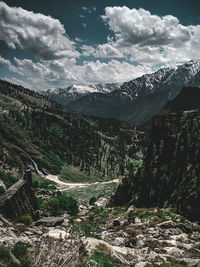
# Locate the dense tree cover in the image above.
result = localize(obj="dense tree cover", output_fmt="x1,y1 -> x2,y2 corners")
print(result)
0,79 -> 140,180
112,110 -> 200,221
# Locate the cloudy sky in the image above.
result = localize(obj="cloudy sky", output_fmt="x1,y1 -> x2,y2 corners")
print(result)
0,0 -> 200,90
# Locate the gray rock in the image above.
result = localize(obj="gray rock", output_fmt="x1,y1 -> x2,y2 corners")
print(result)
135,218 -> 142,223
157,220 -> 176,229
35,216 -> 64,227
62,219 -> 69,228
164,247 -> 183,257
114,237 -> 126,247
135,261 -> 148,267
127,205 -> 135,214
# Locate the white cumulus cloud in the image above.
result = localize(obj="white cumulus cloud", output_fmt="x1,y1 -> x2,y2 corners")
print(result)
0,1 -> 79,60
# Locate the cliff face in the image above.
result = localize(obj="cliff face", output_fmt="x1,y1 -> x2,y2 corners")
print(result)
0,170 -> 38,220
111,110 -> 200,220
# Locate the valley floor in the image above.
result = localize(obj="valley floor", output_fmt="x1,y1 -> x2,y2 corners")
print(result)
45,174 -> 120,191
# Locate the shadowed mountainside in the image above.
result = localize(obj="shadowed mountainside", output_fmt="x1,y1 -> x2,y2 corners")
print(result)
111,87 -> 200,220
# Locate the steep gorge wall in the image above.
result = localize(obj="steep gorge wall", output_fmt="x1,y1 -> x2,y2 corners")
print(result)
111,110 -> 200,220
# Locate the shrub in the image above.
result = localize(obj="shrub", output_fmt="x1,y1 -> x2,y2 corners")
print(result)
57,193 -> 79,216
41,192 -> 79,216
0,246 -> 9,259
89,196 -> 97,205
12,243 -> 30,267
20,214 -> 33,225
0,170 -> 18,189
180,216 -> 186,223
0,186 -> 5,196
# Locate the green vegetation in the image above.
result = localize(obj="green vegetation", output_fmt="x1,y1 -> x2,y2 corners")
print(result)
19,214 -> 33,226
146,257 -> 188,266
128,207 -> 179,224
89,196 -> 97,205
113,110 -> 200,221
0,244 -> 30,267
85,242 -> 135,267
0,79 -> 140,183
12,244 -> 30,267
60,164 -> 103,183
32,174 -> 56,190
70,206 -> 108,239
0,169 -> 18,189
64,182 -> 118,205
0,186 -> 5,196
38,192 -> 78,216
86,250 -> 126,267
39,153 -> 64,175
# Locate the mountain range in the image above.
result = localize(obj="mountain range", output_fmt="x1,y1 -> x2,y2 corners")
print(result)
41,83 -> 121,106
46,60 -> 200,125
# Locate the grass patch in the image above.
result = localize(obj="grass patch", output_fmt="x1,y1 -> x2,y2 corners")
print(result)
60,164 -> 113,183
64,182 -> 118,205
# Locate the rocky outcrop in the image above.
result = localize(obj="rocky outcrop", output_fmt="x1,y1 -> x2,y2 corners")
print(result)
0,170 -> 38,220
111,109 -> 200,221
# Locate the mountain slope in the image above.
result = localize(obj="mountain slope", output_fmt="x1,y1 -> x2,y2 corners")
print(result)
111,87 -> 200,220
41,83 -> 120,106
161,86 -> 200,114
0,79 -> 139,180
68,60 -> 200,125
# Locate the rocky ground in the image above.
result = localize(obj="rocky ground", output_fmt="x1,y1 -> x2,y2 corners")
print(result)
0,203 -> 200,266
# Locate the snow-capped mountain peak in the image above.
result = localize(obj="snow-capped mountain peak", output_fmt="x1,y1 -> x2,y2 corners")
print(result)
41,82 -> 121,106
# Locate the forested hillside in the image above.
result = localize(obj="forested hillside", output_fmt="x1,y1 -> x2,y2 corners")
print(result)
111,106 -> 200,220
0,80 -> 141,180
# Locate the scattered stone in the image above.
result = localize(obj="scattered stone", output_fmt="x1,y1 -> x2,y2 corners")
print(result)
0,214 -> 12,226
114,237 -> 126,247
164,247 -> 183,257
127,205 -> 135,214
95,197 -> 108,207
62,219 -> 69,228
135,261 -> 147,267
47,229 -> 70,239
135,218 -> 142,223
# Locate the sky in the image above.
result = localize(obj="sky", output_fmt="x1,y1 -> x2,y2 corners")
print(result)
0,0 -> 200,90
